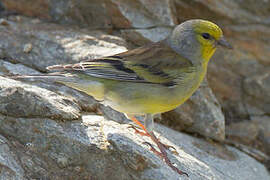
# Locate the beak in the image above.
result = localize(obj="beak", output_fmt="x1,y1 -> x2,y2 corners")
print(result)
217,37 -> 233,49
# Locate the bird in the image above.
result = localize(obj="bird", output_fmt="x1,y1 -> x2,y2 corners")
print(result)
15,19 -> 232,176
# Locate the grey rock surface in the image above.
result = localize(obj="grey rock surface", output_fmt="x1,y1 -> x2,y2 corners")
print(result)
121,27 -> 172,46
0,135 -> 26,180
226,116 -> 270,157
0,113 -> 269,180
0,0 -> 269,178
0,16 -> 127,71
0,60 -> 41,76
0,77 -> 81,120
243,70 -> 270,115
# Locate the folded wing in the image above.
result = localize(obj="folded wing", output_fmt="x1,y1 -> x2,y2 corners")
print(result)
47,41 -> 194,87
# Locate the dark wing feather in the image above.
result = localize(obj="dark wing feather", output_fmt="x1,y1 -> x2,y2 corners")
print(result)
47,40 -> 194,86
47,56 -> 147,82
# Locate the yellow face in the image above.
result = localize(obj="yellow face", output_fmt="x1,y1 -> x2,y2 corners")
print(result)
193,20 -> 223,62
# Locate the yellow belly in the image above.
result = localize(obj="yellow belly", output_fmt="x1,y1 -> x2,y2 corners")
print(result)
103,83 -> 198,114
103,67 -> 206,114
60,65 -> 207,115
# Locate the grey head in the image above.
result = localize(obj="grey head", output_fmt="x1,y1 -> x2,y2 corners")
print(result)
165,19 -> 232,65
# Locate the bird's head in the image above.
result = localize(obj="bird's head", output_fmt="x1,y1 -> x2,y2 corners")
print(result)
168,19 -> 232,65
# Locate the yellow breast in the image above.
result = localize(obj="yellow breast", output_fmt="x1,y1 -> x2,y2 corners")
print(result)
103,65 -> 207,115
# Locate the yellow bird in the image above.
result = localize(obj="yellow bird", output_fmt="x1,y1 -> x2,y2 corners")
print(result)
20,19 -> 232,176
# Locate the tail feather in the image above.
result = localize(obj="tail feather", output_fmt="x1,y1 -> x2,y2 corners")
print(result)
5,70 -> 105,101
46,63 -> 82,71
46,64 -> 65,71
9,72 -> 77,82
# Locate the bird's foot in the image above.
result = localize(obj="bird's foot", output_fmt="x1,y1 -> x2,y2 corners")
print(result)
128,125 -> 149,136
128,116 -> 188,176
147,132 -> 189,177
128,125 -> 178,155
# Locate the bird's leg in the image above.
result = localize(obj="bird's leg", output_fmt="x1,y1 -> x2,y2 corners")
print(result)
127,116 -> 149,137
144,114 -> 154,132
128,115 -> 177,152
147,131 -> 188,176
127,114 -> 188,176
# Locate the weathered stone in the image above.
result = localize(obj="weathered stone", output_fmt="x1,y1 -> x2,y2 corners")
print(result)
1,0 -> 113,29
0,114 -> 268,180
243,70 -> 270,115
0,0 -> 269,176
226,120 -> 259,146
111,0 -> 177,28
251,116 -> 270,155
0,16 -> 127,71
0,77 -> 81,120
0,135 -> 26,180
226,116 -> 270,157
0,60 -> 41,76
173,0 -> 270,25
121,27 -> 172,45
225,140 -> 269,164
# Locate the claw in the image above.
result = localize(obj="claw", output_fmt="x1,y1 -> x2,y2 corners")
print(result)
142,141 -> 152,147
161,143 -> 179,156
128,115 -> 188,176
148,134 -> 179,155
149,132 -> 188,176
127,124 -> 139,130
128,124 -> 150,137
142,142 -> 162,157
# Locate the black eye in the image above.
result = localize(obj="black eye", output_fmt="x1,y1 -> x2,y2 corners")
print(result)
202,33 -> 210,39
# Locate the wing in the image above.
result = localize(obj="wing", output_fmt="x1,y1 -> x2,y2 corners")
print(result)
47,40 -> 194,87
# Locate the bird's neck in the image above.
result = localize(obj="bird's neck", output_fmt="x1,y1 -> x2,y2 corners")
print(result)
165,35 -> 202,66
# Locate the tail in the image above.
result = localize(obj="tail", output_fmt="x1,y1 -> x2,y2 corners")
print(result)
9,72 -> 77,83
8,68 -> 105,101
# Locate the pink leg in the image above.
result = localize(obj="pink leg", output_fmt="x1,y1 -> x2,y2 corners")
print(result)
129,116 -> 188,177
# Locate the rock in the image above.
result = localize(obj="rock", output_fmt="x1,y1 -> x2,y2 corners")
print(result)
3,0 -> 270,28
0,77 -> 81,120
226,116 -> 270,157
226,120 -> 259,146
251,116 -> 270,155
1,0 -> 177,29
99,105 -> 130,124
0,135 -> 26,179
121,27 -> 172,45
110,0 -> 176,28
225,140 -> 269,164
243,70 -> 270,115
161,83 -> 225,141
0,60 -> 41,76
173,0 -> 270,25
0,16 -> 127,71
0,1 -> 269,177
1,0 -> 113,29
0,114 -> 268,179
